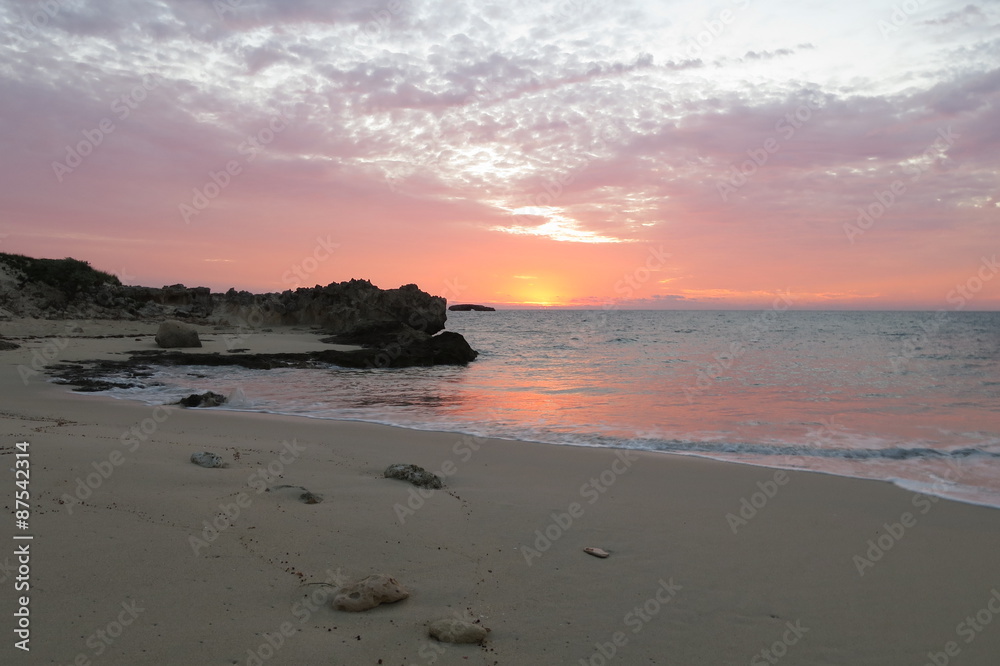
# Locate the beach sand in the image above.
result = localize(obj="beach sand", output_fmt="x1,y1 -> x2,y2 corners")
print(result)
1,322 -> 999,665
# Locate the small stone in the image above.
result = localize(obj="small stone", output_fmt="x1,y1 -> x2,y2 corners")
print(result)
190,451 -> 224,468
583,547 -> 610,558
300,491 -> 322,504
178,391 -> 227,408
266,485 -> 323,504
428,618 -> 488,644
333,574 -> 409,612
384,463 -> 442,489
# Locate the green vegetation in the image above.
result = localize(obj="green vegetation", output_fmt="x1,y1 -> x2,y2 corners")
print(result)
0,253 -> 121,299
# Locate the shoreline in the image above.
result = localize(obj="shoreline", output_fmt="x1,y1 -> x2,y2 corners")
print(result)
2,325 -> 999,663
65,390 -> 1000,512
31,320 -> 1000,512
54,361 -> 1000,513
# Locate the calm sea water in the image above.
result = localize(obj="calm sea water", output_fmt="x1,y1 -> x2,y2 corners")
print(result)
90,310 -> 1000,507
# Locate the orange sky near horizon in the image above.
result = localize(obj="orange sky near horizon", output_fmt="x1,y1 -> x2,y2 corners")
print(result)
2,0 -> 998,310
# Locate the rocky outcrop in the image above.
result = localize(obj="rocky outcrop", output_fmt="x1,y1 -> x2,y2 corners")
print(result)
4,253 -> 478,370
49,334 -> 478,393
315,331 -> 477,368
384,463 -> 443,489
156,320 -> 202,348
321,321 -> 431,348
448,304 -> 496,311
0,253 -> 450,339
213,280 -> 446,334
333,574 -> 409,612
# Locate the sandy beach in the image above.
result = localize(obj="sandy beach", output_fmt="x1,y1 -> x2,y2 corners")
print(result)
2,322 -> 999,665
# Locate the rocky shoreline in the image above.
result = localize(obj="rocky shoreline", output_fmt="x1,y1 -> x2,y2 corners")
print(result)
0,253 -> 447,329
1,253 -> 479,377
52,330 -> 479,393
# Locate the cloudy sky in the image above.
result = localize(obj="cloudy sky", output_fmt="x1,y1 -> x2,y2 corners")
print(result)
1,0 -> 997,308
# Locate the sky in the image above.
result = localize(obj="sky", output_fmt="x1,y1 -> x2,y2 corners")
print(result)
0,0 -> 997,309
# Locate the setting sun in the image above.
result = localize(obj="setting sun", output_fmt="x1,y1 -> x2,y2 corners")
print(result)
511,285 -> 563,307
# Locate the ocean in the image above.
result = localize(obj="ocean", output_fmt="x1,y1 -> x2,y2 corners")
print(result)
86,310 -> 1000,508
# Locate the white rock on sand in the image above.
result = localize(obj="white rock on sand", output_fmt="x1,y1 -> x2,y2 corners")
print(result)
332,574 -> 409,612
428,617 -> 488,644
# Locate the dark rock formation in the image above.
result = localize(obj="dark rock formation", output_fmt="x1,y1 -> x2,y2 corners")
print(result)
448,304 -> 496,311
156,320 -> 202,348
384,463 -> 443,489
49,329 -> 478,392
0,253 -> 120,318
215,280 -> 446,334
0,337 -> 19,350
178,391 -> 227,407
321,321 -> 431,348
315,331 -> 477,368
0,254 -> 449,336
